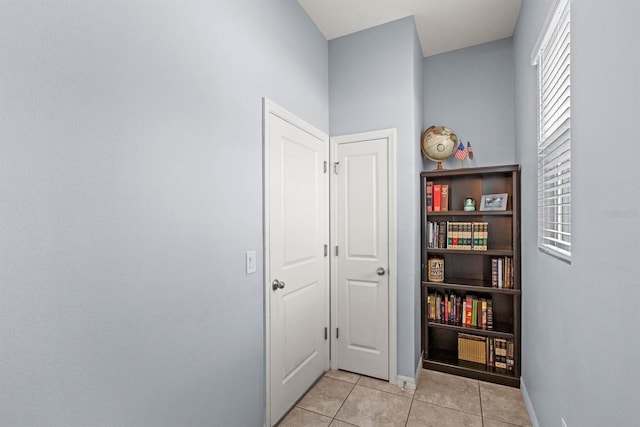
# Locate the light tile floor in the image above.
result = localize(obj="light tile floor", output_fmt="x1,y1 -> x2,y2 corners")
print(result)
278,369 -> 532,427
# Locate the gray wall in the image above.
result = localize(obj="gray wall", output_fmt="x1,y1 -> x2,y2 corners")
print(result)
0,1 -> 328,425
423,38 -> 515,169
329,17 -> 423,377
412,22 -> 425,371
514,0 -> 640,426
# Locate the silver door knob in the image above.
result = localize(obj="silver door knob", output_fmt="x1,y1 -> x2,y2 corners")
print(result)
272,279 -> 285,291
376,267 -> 386,276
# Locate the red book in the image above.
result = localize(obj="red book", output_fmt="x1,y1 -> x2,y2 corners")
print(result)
465,295 -> 473,326
433,184 -> 442,211
441,185 -> 449,211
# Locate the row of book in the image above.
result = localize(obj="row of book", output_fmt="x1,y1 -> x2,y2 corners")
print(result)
491,257 -> 515,289
426,221 -> 489,250
426,182 -> 448,212
458,333 -> 515,372
427,292 -> 493,330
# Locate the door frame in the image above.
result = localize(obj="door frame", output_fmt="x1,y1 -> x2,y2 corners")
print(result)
263,98 -> 330,426
329,128 -> 397,385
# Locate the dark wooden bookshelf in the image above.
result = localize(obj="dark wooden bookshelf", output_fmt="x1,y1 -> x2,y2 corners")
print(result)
420,164 -> 521,387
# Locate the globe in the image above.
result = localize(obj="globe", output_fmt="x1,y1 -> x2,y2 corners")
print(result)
421,125 -> 459,170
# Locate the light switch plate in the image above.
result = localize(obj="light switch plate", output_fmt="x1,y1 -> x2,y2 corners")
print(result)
246,251 -> 256,274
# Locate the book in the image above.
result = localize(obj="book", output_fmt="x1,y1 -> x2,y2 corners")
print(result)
486,299 -> 493,330
438,221 -> 447,248
507,340 -> 515,373
465,296 -> 473,326
495,338 -> 507,369
465,222 -> 472,249
487,337 -> 495,368
444,293 -> 449,322
441,184 -> 449,211
473,223 -> 479,249
481,299 -> 487,330
471,297 -> 478,327
426,181 -> 433,212
433,184 -> 442,211
491,258 -> 498,287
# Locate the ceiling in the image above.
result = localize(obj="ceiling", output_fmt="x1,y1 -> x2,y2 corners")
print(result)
297,0 -> 522,57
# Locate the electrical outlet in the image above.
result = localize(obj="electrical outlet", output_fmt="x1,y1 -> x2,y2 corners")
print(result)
561,417 -> 568,427
246,251 -> 256,274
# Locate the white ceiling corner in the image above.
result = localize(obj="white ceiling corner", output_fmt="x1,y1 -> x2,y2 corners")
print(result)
297,0 -> 522,57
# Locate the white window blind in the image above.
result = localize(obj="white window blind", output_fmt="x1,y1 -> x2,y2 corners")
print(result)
532,0 -> 571,262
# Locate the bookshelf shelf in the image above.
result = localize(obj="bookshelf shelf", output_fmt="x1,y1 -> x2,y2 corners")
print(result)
426,210 -> 514,217
426,248 -> 513,256
421,164 -> 521,387
426,320 -> 515,339
423,350 -> 519,387
422,281 -> 521,295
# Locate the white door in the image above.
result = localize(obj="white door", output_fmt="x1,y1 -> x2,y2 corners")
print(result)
334,135 -> 391,381
265,102 -> 329,426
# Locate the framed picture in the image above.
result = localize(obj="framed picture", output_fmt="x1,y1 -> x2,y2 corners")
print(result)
480,193 -> 508,211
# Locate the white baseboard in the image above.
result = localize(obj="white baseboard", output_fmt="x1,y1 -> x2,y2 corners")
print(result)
520,376 -> 540,427
396,374 -> 417,390
395,351 -> 423,391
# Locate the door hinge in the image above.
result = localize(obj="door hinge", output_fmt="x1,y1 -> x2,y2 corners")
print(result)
336,328 -> 339,339
323,161 -> 328,173
324,244 -> 328,257
334,161 -> 340,174
324,327 -> 328,340
335,246 -> 339,256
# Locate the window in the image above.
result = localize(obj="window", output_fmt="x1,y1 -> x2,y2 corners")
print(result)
531,0 -> 571,262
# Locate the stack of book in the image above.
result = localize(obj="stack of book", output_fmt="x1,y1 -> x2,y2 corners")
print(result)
458,333 -> 486,365
426,221 -> 488,250
488,337 -> 516,372
426,182 -> 449,212
426,221 -> 448,248
447,222 -> 488,250
427,292 -> 493,330
491,257 -> 514,288
458,333 -> 515,373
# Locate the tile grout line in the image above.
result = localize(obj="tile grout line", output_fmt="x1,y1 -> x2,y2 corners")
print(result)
479,380 -> 485,427
329,377 -> 359,425
411,396 -> 484,418
404,394 -> 416,427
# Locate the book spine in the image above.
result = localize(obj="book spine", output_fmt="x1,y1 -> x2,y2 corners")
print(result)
444,294 -> 449,323
441,184 -> 449,211
433,184 -> 441,212
439,221 -> 447,249
491,258 -> 498,287
507,340 -> 515,373
426,181 -> 433,212
471,297 -> 478,327
495,338 -> 507,369
483,223 -> 488,250
472,222 -> 478,250
481,299 -> 487,330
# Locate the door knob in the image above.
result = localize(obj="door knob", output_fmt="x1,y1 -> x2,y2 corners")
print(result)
272,279 -> 286,291
377,267 -> 386,276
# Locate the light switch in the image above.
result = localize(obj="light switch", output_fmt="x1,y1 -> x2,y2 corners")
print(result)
246,251 -> 256,274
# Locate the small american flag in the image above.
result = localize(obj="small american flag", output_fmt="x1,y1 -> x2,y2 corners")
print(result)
454,142 -> 468,160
